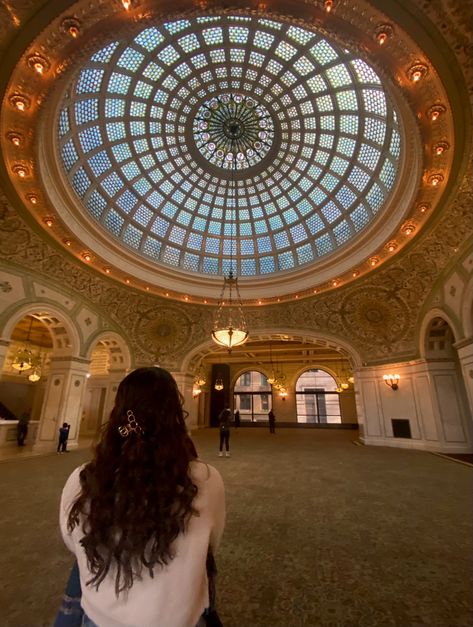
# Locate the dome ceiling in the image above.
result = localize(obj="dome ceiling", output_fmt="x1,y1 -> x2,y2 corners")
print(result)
0,0 -> 454,303
57,15 -> 401,279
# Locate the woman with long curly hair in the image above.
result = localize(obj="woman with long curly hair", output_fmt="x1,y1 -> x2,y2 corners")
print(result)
59,367 -> 225,627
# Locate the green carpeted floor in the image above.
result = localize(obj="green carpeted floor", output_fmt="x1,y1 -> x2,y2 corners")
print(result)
0,428 -> 472,627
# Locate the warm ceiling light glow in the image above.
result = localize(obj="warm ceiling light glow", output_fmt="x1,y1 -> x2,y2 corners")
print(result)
258,300 -> 262,304
26,194 -> 38,204
324,0 -> 333,12
27,54 -> 49,75
62,18 -> 81,38
125,278 -> 130,284
332,279 -> 339,287
427,104 -> 446,121
418,203 -> 430,213
374,24 -> 393,45
313,289 -> 318,294
433,141 -> 449,155
10,94 -> 30,111
12,164 -> 28,177
407,63 -> 428,82
64,239 -> 72,246
122,0 -> 132,9
82,252 -> 92,261
165,292 -> 169,297
386,241 -> 398,252
43,216 -> 54,227
403,224 -> 415,236
7,132 -> 22,146
204,299 -> 208,304
428,173 -> 444,186
145,286 -> 150,291
104,267 -> 111,273
369,257 -> 379,266
184,295 -> 189,301
352,270 -> 359,277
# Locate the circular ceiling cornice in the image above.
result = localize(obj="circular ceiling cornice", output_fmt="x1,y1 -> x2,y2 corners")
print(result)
0,0 -> 455,304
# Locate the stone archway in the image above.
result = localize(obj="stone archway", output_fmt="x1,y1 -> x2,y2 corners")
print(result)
181,329 -> 362,428
0,304 -> 86,452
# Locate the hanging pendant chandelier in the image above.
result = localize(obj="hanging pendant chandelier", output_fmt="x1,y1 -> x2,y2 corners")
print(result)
212,270 -> 248,349
12,347 -> 33,371
28,368 -> 41,382
12,316 -> 34,371
211,114 -> 249,350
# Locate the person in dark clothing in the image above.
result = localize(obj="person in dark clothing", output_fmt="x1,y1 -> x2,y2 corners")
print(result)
234,410 -> 240,429
268,409 -> 276,434
218,408 -> 231,457
57,422 -> 70,453
17,411 -> 30,446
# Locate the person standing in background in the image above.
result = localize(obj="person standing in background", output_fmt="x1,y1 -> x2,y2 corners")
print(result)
17,410 -> 30,446
268,409 -> 276,434
218,407 -> 231,457
57,422 -> 70,453
234,409 -> 240,429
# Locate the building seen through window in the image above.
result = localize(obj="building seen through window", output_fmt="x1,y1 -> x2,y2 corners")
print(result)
234,370 -> 272,422
295,369 -> 341,424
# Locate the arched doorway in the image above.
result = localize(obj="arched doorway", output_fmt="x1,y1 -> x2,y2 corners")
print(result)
295,369 -> 341,424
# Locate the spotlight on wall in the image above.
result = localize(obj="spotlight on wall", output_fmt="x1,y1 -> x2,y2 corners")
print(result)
383,374 -> 400,390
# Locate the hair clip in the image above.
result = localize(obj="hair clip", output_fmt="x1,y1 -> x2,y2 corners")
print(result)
118,409 -> 144,437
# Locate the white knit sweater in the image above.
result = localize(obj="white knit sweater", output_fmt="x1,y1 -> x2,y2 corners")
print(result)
59,460 -> 225,627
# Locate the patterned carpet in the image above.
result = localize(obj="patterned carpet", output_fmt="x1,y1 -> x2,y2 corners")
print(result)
0,428 -> 472,627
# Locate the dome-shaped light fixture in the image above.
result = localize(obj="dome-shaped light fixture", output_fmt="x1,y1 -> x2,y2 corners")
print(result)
211,128 -> 248,350
12,316 -> 35,372
12,347 -> 33,371
211,272 -> 249,349
28,368 -> 41,382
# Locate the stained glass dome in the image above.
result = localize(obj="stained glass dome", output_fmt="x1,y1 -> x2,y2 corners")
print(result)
57,14 -> 402,279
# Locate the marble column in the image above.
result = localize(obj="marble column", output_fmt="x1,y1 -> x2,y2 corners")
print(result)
33,356 -> 90,453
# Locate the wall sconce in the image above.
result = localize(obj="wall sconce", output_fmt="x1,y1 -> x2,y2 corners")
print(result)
214,378 -> 224,391
192,386 -> 202,398
279,387 -> 287,400
383,374 -> 400,390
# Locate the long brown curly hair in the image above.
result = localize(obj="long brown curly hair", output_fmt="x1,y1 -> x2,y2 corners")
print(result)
67,367 -> 198,595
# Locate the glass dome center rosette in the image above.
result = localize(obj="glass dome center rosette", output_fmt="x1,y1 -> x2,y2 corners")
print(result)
52,13 -> 416,299
194,93 -> 274,169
